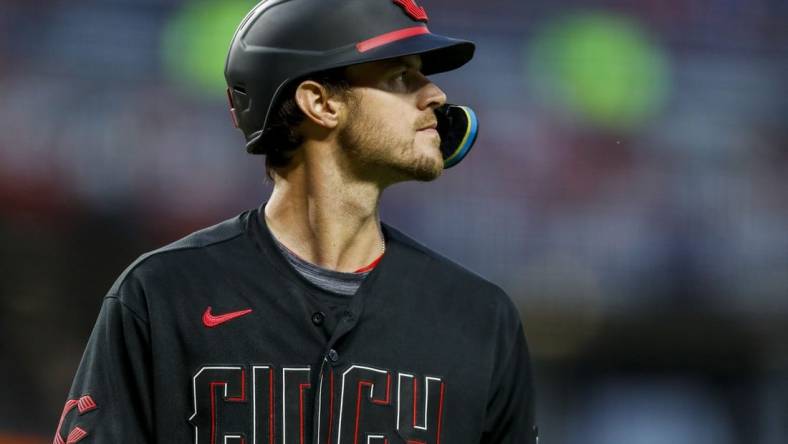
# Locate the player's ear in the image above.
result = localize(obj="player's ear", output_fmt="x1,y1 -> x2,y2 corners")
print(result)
294,80 -> 343,129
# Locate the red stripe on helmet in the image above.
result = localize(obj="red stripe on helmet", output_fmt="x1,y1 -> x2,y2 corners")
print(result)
356,26 -> 430,53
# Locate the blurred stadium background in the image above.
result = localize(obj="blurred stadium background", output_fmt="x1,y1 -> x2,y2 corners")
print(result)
1,0 -> 787,442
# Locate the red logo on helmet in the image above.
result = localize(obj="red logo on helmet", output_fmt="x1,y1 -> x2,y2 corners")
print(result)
392,0 -> 429,22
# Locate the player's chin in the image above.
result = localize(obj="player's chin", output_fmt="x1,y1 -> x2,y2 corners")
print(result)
407,148 -> 444,182
400,159 -> 441,182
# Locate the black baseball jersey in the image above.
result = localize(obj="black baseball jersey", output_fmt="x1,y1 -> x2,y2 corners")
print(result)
55,204 -> 537,443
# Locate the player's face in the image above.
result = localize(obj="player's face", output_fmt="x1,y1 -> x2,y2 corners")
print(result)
338,55 -> 448,185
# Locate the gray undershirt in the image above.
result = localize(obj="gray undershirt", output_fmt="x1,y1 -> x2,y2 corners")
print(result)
271,235 -> 372,297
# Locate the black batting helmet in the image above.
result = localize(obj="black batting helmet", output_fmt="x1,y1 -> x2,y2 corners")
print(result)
224,0 -> 475,155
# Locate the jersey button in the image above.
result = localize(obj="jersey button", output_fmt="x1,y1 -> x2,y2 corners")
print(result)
311,311 -> 325,326
327,349 -> 339,363
342,310 -> 355,322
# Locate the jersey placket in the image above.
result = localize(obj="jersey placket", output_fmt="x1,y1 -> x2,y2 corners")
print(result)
309,249 -> 387,444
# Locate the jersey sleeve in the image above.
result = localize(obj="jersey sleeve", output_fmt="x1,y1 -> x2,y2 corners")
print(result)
53,295 -> 154,443
480,296 -> 538,444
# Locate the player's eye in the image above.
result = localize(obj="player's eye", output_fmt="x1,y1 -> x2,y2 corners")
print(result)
385,67 -> 418,92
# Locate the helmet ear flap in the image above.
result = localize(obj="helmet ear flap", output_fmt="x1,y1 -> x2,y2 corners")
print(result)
436,104 -> 479,169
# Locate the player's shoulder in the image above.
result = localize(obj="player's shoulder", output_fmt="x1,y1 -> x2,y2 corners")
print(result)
382,222 -> 514,306
106,211 -> 250,304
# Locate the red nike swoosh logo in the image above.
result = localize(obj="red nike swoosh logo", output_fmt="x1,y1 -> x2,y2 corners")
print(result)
202,306 -> 253,328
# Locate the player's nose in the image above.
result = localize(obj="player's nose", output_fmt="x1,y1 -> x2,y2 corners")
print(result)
416,77 -> 447,111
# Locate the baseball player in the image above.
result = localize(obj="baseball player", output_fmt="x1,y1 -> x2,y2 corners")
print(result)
54,1 -> 537,443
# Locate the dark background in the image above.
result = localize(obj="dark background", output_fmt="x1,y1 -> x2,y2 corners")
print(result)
1,0 -> 787,442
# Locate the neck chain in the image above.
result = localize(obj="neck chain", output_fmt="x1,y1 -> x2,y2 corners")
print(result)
377,225 -> 386,256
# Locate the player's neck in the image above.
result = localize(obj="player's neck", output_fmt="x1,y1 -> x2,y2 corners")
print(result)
264,154 -> 385,273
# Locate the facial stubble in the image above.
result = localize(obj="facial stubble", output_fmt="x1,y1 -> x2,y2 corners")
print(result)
338,99 -> 443,184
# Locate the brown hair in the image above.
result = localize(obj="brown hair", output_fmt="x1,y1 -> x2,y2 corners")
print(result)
262,68 -> 352,182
